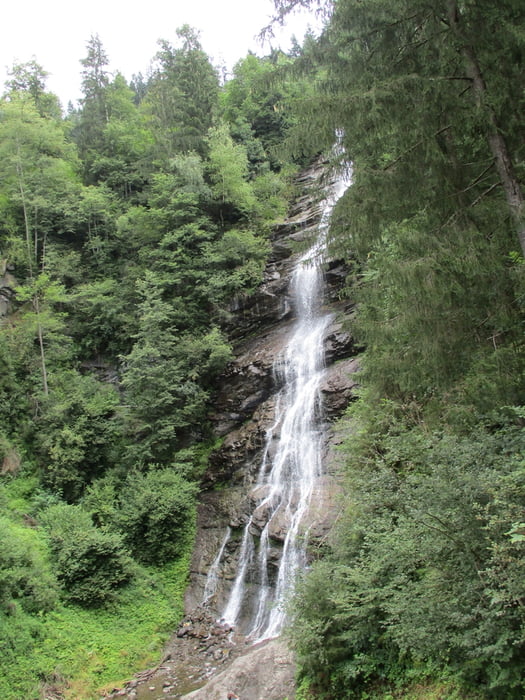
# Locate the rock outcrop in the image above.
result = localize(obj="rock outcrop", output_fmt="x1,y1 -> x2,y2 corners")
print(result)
182,638 -> 296,700
0,259 -> 17,317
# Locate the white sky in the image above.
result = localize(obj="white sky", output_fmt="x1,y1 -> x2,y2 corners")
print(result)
1,0 -> 322,108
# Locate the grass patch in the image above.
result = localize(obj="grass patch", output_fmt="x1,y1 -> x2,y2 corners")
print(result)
364,679 -> 485,700
0,554 -> 191,700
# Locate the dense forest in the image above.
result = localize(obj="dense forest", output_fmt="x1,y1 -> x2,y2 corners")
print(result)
1,0 -> 524,699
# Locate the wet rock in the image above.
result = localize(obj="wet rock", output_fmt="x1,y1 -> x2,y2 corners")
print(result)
208,324 -> 291,438
250,498 -> 275,534
320,357 -> 360,418
267,508 -> 289,542
303,473 -> 344,547
248,483 -> 271,505
325,258 -> 348,286
0,259 -> 17,317
323,317 -> 357,362
205,397 -> 277,486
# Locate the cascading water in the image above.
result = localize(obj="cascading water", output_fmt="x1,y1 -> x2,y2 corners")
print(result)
202,526 -> 231,604
204,166 -> 349,642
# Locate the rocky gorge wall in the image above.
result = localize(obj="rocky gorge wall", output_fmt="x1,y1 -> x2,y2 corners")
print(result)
186,161 -> 359,621
0,258 -> 17,318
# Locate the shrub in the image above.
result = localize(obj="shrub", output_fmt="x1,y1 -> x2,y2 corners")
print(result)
0,516 -> 58,614
115,469 -> 197,564
291,422 -> 525,698
40,504 -> 133,606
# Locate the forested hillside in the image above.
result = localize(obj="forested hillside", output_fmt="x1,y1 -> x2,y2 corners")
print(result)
0,28 -> 304,699
1,1 -> 524,699
277,1 -> 525,699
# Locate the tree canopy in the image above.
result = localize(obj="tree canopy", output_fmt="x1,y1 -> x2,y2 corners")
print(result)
0,28 -> 297,698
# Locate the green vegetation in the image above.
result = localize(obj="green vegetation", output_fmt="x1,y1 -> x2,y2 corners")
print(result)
40,503 -> 133,606
0,551 -> 190,700
115,470 -> 197,564
0,26 -> 297,698
290,417 -> 525,698
275,0 -> 525,698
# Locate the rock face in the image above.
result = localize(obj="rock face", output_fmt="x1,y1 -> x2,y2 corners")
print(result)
0,259 -> 17,318
182,638 -> 296,700
221,160 -> 328,343
186,162 -> 359,622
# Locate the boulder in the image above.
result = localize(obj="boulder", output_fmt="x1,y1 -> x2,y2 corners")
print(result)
181,638 -> 296,700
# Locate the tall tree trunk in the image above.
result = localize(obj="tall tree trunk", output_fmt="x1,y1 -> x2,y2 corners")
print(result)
34,295 -> 49,396
16,144 -> 49,395
448,0 -> 525,257
16,151 -> 34,278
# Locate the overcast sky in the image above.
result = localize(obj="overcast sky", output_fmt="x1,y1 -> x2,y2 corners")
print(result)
1,0 -> 322,107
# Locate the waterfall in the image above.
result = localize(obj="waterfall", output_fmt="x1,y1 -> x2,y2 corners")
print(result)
208,167 -> 349,641
202,527 -> 231,604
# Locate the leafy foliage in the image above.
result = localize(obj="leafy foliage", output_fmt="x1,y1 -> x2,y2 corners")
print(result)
0,23 -> 294,698
3,4 -> 523,698
40,503 -> 133,606
291,422 -> 525,698
35,371 -> 122,501
0,516 -> 58,614
275,1 -> 525,698
144,25 -> 219,159
115,469 -> 197,564
0,556 -> 191,700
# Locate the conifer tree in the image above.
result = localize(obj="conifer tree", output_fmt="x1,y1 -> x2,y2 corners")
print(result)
144,25 -> 219,159
75,34 -> 111,181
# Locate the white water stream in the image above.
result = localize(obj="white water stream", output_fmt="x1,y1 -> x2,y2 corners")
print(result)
204,169 -> 349,641
202,526 -> 231,604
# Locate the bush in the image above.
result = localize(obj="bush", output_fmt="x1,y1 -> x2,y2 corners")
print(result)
116,469 -> 197,564
40,504 -> 133,606
35,371 -> 122,502
291,422 -> 525,698
0,516 -> 58,614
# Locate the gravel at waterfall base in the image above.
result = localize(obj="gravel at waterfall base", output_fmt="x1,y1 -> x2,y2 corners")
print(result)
101,607 -> 295,700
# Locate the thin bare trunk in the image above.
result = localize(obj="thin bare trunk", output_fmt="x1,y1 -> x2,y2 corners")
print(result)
16,149 -> 34,278
448,0 -> 525,257
34,206 -> 39,260
15,142 -> 49,395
